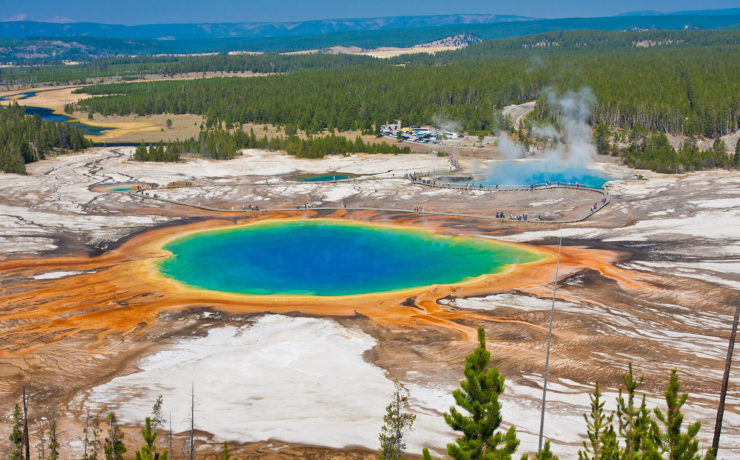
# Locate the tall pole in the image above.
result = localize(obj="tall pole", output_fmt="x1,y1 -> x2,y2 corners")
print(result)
109,395 -> 115,460
538,231 -> 562,452
22,373 -> 31,460
711,295 -> 740,457
168,411 -> 173,458
190,382 -> 195,460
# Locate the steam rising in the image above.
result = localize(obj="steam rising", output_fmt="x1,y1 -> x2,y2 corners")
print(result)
486,88 -> 605,186
432,115 -> 462,134
545,87 -> 597,165
497,133 -> 527,160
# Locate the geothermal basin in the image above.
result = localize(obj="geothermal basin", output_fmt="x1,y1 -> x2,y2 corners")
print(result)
158,219 -> 543,296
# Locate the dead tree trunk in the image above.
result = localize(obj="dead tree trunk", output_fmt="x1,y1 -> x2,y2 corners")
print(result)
83,409 -> 90,460
712,296 -> 740,457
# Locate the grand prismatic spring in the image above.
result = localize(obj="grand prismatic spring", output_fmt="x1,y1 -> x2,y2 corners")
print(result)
158,219 -> 544,296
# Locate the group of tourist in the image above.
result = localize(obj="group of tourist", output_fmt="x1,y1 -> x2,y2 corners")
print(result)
496,212 -> 528,221
590,196 -> 607,213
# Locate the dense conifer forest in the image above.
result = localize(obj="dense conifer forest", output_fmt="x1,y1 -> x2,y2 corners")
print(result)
0,53 -> 377,86
0,104 -> 90,174
69,30 -> 739,139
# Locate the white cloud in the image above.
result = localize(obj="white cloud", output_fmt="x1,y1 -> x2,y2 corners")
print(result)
5,13 -> 29,21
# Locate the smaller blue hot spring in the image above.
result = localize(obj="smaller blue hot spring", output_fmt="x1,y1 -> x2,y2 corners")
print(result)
483,160 -> 612,189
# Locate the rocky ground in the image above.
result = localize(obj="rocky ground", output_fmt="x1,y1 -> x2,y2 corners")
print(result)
0,148 -> 738,459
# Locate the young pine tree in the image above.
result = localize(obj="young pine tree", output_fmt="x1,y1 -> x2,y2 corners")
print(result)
378,381 -> 416,460
134,143 -> 148,161
134,417 -> 168,460
151,396 -> 166,442
221,441 -> 231,460
87,415 -> 102,460
651,369 -> 712,460
521,439 -> 559,460
593,124 -> 612,156
578,382 -> 618,460
9,404 -> 23,460
48,405 -> 59,460
104,412 -> 126,460
615,364 -> 659,459
421,448 -> 439,460
36,429 -> 46,460
443,327 -> 520,459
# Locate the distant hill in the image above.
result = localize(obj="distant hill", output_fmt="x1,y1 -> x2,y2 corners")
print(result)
619,8 -> 740,16
0,14 -> 532,40
0,11 -> 739,63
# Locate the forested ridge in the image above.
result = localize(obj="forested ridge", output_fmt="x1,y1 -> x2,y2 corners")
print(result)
397,29 -> 740,63
0,103 -> 90,174
0,53 -> 377,86
72,37 -> 740,137
4,29 -> 737,86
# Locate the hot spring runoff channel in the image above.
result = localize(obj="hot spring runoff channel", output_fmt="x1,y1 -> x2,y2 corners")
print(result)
159,220 -> 543,296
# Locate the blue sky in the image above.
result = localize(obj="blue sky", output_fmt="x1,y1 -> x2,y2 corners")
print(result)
1,0 -> 737,24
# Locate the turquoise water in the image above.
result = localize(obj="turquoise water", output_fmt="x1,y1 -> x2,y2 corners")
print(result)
293,174 -> 354,182
91,182 -> 143,192
484,161 -> 611,189
159,220 -> 542,296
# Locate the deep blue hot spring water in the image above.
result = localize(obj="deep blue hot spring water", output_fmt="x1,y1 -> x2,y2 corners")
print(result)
159,219 -> 543,296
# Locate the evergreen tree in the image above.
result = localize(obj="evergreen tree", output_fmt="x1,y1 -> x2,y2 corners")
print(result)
134,143 -> 148,161
615,364 -> 659,459
593,124 -> 612,155
0,103 -> 90,174
711,139 -> 727,156
221,441 -> 231,460
86,415 -> 102,460
443,327 -> 520,460
521,440 -> 559,460
104,412 -> 126,460
651,369 -> 711,460
9,404 -> 23,460
378,381 -> 416,460
152,396 -> 166,432
578,382 -> 618,460
48,406 -> 59,460
134,417 -> 168,460
421,448 -> 439,460
735,138 -> 740,168
36,429 -> 46,460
